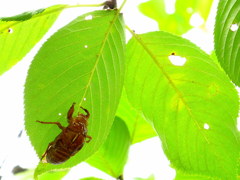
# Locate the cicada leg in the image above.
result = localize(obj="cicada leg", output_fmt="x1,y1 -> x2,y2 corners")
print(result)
80,106 -> 90,118
85,135 -> 92,143
67,103 -> 76,122
36,121 -> 64,130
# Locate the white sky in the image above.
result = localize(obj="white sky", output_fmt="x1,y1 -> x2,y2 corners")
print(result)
0,0 -> 233,180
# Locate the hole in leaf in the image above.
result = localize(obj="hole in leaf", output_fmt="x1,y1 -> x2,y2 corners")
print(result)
83,97 -> 87,101
8,28 -> 13,33
168,53 -> 187,66
84,45 -> 88,48
58,113 -> 62,116
204,123 -> 210,130
186,7 -> 193,14
189,13 -> 204,27
85,15 -> 93,20
230,24 -> 239,31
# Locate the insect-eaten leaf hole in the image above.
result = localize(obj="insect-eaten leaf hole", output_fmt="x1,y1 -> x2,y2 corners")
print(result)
186,7 -> 193,14
8,28 -> 13,33
83,97 -> 87,101
58,113 -> 62,116
204,123 -> 210,130
84,45 -> 88,48
85,15 -> 93,20
230,24 -> 239,32
168,53 -> 187,66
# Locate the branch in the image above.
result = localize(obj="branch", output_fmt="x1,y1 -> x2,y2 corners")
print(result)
116,175 -> 124,180
104,0 -> 117,9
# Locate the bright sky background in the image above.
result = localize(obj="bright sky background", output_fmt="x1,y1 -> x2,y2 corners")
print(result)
0,0 -> 234,180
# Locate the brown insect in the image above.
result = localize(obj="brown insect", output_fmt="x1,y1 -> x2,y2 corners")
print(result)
36,103 -> 92,164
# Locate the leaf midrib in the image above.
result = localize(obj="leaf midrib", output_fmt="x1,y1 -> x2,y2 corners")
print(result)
78,10 -> 120,108
130,32 -> 210,144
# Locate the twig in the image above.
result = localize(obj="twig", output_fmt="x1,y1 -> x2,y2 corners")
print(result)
104,0 -> 117,9
117,174 -> 124,180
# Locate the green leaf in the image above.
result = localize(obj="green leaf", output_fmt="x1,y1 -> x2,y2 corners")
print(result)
138,0 -> 213,35
15,169 -> 69,180
174,170 -> 219,180
214,0 -> 240,86
116,88 -> 156,144
24,10 -> 125,176
87,117 -> 130,178
0,5 -> 67,75
80,178 -> 103,180
39,170 -> 69,180
125,31 -> 239,179
0,9 -> 45,21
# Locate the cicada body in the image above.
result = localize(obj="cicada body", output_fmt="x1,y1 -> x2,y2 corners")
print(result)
36,103 -> 92,164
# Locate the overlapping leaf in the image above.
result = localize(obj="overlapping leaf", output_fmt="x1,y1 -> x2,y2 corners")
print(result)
24,10 -> 125,176
116,88 -> 156,144
214,0 -> 240,86
87,117 -> 130,178
15,169 -> 69,180
138,0 -> 213,35
174,170 -> 219,180
39,170 -> 69,180
80,177 -> 103,180
0,5 -> 67,75
125,31 -> 239,179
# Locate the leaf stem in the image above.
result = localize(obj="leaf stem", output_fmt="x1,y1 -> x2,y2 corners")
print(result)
125,25 -> 135,35
66,3 -> 105,9
118,0 -> 128,12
